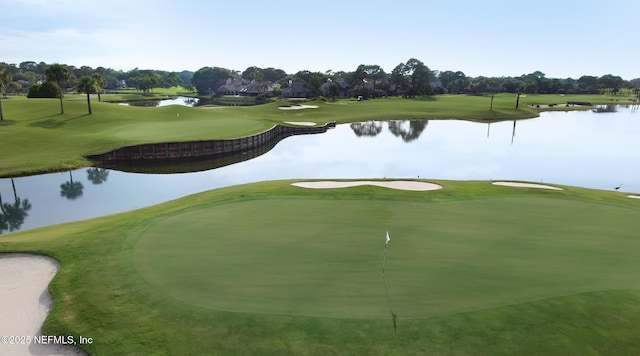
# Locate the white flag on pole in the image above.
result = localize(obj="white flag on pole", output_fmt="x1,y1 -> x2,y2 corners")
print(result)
385,231 -> 390,245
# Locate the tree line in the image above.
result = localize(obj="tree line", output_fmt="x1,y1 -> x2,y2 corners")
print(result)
0,61 -> 192,95
2,59 -> 640,120
190,60 -> 638,99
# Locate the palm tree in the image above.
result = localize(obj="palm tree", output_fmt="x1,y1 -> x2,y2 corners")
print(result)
45,63 -> 70,114
91,73 -> 107,102
77,76 -> 98,114
0,64 -> 11,121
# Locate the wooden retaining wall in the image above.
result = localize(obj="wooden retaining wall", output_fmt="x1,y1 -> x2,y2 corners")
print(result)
88,122 -> 335,162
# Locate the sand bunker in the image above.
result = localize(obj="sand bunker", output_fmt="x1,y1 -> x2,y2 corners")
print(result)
627,195 -> 640,199
292,180 -> 442,191
284,121 -> 317,126
492,181 -> 564,190
0,253 -> 85,356
278,104 -> 319,110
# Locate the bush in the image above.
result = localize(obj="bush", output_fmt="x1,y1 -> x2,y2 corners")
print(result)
27,82 -> 60,98
255,94 -> 271,105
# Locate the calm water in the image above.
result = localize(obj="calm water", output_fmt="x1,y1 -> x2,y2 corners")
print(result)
119,96 -> 199,107
1,106 -> 639,233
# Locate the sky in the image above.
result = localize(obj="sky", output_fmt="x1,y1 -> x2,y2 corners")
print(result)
1,0 -> 639,79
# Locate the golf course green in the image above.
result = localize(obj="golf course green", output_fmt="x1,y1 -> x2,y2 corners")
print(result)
2,179 -> 640,354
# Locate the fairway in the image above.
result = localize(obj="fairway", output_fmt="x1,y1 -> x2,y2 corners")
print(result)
133,194 -> 640,320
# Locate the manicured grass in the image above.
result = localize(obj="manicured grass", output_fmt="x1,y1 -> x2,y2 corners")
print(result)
2,180 -> 640,354
0,93 -> 634,177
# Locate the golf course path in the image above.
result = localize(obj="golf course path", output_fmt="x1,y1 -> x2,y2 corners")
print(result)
628,195 -> 640,199
0,254 -> 85,356
292,180 -> 443,191
492,181 -> 564,190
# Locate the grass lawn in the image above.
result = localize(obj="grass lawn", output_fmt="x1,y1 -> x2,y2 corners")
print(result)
0,93 -> 634,177
2,180 -> 640,354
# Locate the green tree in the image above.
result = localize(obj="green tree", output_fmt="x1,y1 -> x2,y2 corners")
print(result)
328,83 -> 339,100
598,74 -> 625,95
45,63 -> 71,114
363,65 -> 386,97
7,81 -> 22,94
307,72 -> 326,95
439,71 -> 468,93
0,64 -> 11,121
77,76 -> 98,114
577,75 -> 599,93
391,58 -> 434,97
406,58 -> 433,96
19,61 -> 38,73
242,66 -> 264,82
91,73 -> 107,101
191,67 -> 232,95
261,67 -> 286,82
351,65 -> 371,98
128,72 -> 160,94
390,62 -> 409,96
351,64 -> 367,87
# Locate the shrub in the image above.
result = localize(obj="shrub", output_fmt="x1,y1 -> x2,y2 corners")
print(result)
27,81 -> 60,98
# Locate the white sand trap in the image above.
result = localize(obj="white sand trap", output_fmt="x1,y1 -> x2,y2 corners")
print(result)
284,121 -> 317,126
292,180 -> 442,191
492,181 -> 564,190
278,104 -> 319,110
0,253 -> 85,356
627,195 -> 640,199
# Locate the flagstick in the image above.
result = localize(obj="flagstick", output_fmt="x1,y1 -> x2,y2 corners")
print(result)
382,244 -> 387,276
382,232 -> 397,332
382,273 -> 397,332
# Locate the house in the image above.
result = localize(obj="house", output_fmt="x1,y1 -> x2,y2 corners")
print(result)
282,81 -> 313,98
218,78 -> 270,97
217,78 -> 244,95
320,80 -> 351,98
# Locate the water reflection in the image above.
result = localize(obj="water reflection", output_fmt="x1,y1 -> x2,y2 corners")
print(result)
350,120 -> 428,142
593,105 -> 618,113
0,179 -> 32,233
350,121 -> 383,137
95,141 -> 278,174
60,171 -> 84,200
87,168 -> 109,185
388,120 -> 428,142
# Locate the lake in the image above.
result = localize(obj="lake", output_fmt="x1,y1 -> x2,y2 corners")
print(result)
1,105 -> 639,233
